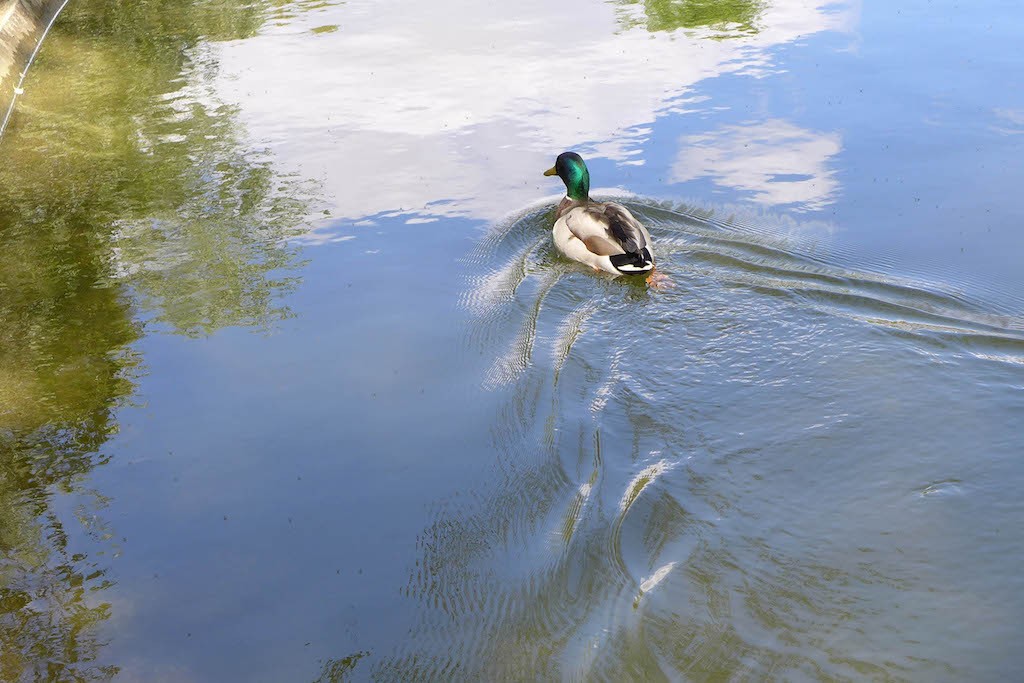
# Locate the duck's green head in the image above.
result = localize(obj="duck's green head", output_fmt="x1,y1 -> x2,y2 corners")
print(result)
544,151 -> 590,201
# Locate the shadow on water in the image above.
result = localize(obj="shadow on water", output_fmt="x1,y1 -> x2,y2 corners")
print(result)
369,199 -> 1024,680
0,0 -> 322,678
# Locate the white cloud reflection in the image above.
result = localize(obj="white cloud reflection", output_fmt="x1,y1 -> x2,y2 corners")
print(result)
213,0 -> 856,222
992,108 -> 1024,135
673,119 -> 843,210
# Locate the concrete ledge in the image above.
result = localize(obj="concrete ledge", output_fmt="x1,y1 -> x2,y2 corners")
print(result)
1,0 -> 67,135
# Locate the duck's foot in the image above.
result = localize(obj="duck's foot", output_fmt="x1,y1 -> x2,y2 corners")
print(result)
645,269 -> 673,289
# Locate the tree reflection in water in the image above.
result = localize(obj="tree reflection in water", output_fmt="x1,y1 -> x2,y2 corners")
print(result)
616,0 -> 766,36
0,0 -> 323,677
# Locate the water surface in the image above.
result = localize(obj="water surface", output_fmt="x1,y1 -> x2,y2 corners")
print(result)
1,0 -> 1022,680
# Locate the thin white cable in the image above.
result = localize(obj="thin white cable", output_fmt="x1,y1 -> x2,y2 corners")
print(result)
0,0 -> 72,137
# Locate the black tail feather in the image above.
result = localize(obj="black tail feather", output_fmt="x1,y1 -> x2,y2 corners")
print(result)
609,247 -> 654,274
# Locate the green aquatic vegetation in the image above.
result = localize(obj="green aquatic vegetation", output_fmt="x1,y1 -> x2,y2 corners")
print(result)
312,651 -> 371,683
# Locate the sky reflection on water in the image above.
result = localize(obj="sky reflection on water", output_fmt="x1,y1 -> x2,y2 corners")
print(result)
1,0 -> 1024,680
212,0 -> 856,222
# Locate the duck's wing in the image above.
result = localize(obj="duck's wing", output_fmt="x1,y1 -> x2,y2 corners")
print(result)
566,202 -> 648,257
562,202 -> 654,274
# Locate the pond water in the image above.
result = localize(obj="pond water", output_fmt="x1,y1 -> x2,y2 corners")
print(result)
1,0 -> 1023,680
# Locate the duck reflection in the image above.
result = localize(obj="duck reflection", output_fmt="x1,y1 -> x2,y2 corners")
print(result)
0,0 -> 323,677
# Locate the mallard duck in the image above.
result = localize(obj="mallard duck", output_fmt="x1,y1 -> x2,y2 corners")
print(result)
543,152 -> 655,277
